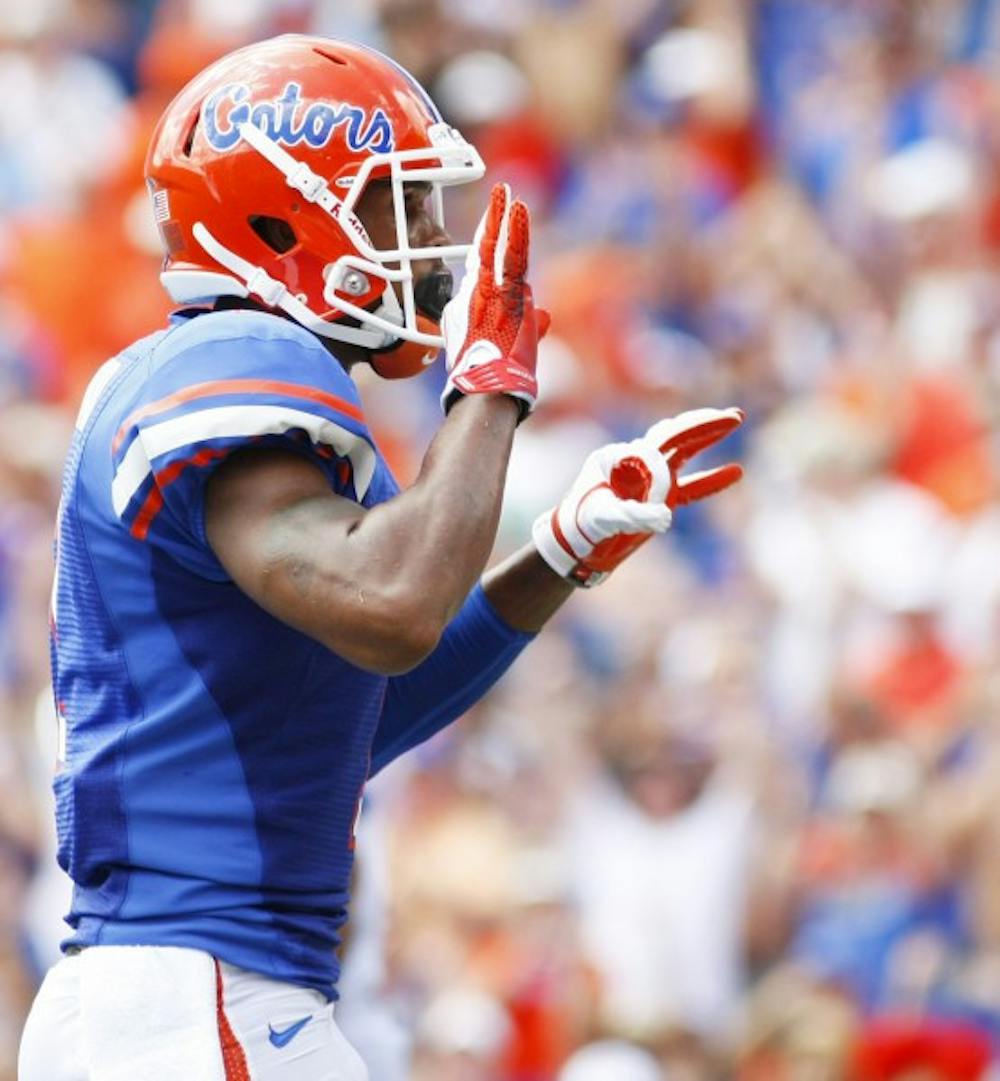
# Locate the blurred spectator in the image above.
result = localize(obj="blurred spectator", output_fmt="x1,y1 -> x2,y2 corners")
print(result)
738,964 -> 861,1081
557,1039 -> 661,1081
562,695 -> 757,1042
851,1016 -> 992,1081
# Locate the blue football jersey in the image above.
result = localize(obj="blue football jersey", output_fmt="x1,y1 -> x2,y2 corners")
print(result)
50,308 -> 401,997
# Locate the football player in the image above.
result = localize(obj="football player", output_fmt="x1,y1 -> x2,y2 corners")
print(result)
19,34 -> 742,1081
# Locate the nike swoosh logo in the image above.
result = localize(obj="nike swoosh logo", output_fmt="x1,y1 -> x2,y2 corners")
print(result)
268,1015 -> 312,1049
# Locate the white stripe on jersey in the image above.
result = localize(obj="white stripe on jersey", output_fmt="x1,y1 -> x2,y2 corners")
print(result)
76,358 -> 123,432
112,404 -> 376,518
112,437 -> 152,517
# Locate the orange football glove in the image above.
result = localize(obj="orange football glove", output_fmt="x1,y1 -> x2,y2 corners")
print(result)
441,182 -> 549,421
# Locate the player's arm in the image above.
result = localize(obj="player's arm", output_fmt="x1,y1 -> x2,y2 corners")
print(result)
205,399 -> 515,674
367,552 -> 572,775
369,409 -> 745,772
205,185 -> 544,676
372,546 -> 578,774
481,546 -> 574,633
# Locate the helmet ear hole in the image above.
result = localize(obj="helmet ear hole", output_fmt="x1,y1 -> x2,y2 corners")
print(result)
248,215 -> 297,254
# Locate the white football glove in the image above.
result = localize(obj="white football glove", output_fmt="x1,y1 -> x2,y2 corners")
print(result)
532,407 -> 744,587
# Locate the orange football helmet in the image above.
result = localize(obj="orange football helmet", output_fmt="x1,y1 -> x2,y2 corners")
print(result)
145,35 -> 485,376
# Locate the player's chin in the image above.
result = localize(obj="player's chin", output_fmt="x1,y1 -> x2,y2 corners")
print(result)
369,316 -> 441,379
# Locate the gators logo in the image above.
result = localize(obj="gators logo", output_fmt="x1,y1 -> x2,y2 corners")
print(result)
203,82 -> 394,155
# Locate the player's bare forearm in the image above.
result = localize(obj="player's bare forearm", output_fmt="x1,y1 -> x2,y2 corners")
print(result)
346,392 -> 520,621
482,545 -> 574,633
205,393 -> 519,674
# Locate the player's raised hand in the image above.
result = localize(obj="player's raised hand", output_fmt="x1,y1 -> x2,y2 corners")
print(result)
441,182 -> 549,421
532,407 -> 744,587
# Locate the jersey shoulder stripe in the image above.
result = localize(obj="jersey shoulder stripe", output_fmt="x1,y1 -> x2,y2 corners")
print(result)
113,403 -> 377,538
107,311 -> 378,546
112,378 -> 366,454
125,448 -> 228,541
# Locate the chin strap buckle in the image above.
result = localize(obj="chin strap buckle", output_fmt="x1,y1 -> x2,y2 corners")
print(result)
246,267 -> 287,308
286,161 -> 328,203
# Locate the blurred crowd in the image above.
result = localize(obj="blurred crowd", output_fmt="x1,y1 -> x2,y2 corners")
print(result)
4,0 -> 1000,1078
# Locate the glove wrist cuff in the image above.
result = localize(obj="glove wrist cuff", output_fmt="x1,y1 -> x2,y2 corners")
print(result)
442,355 -> 537,421
531,510 -> 607,589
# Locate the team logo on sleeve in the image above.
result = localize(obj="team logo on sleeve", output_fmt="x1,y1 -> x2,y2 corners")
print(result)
203,82 -> 394,154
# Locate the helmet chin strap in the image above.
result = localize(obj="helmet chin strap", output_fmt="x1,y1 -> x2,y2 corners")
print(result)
188,222 -> 441,378
191,221 -> 403,350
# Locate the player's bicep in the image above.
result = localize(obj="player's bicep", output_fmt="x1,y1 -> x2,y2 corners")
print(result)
204,448 -> 427,673
205,448 -> 363,637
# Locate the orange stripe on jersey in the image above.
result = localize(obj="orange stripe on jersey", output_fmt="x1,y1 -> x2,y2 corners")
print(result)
215,960 -> 251,1081
129,447 -> 227,540
129,488 -> 163,541
113,379 -> 366,453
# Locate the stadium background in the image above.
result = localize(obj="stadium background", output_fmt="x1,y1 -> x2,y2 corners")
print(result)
3,0 -> 1000,1078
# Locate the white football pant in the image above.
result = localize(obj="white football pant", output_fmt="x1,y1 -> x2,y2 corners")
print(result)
18,945 -> 368,1081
